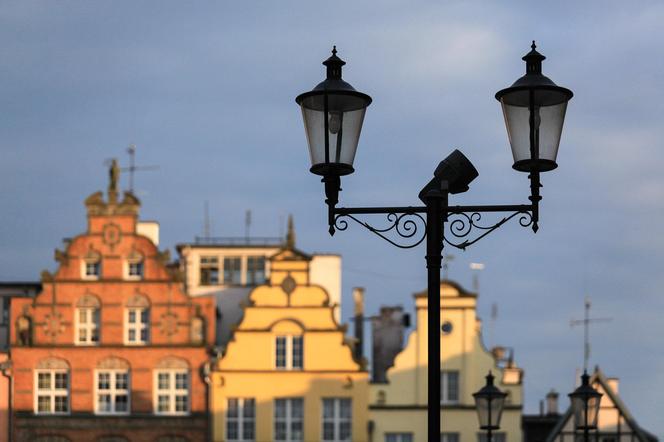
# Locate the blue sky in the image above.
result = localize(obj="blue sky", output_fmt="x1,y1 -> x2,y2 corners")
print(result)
1,1 -> 663,437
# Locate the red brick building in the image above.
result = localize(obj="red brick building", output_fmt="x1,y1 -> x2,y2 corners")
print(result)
10,162 -> 215,442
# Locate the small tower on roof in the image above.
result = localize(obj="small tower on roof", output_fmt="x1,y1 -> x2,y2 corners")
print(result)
285,214 -> 296,249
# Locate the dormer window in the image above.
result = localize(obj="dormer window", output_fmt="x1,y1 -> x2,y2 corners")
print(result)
125,251 -> 144,280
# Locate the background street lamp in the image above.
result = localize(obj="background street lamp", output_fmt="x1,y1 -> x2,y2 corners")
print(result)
569,371 -> 603,442
296,43 -> 572,442
473,372 -> 508,442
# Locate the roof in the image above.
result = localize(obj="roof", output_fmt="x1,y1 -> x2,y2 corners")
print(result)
413,279 -> 477,298
545,367 -> 657,442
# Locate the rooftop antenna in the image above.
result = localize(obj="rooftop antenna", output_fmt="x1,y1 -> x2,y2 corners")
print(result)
245,210 -> 252,241
570,296 -> 613,372
203,201 -> 211,238
121,144 -> 159,193
442,254 -> 455,280
470,262 -> 485,293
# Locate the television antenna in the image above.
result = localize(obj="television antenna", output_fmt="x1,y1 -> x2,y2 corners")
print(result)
570,296 -> 612,371
122,144 -> 159,192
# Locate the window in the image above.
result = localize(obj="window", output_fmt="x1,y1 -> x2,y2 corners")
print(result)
386,434 -> 413,442
274,398 -> 303,442
84,259 -> 101,279
275,335 -> 303,370
35,370 -> 69,414
226,398 -> 255,441
322,398 -> 352,441
441,370 -> 459,404
95,370 -> 130,414
223,257 -> 242,284
200,256 -> 219,285
125,307 -> 149,344
76,307 -> 99,345
128,261 -> 144,279
155,370 -> 189,415
478,433 -> 505,442
246,256 -> 266,285
1,296 -> 9,325
441,433 -> 460,442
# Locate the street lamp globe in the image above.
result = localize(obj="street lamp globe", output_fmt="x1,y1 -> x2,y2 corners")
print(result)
495,41 -> 573,173
295,46 -> 372,177
569,371 -> 603,431
473,372 -> 508,431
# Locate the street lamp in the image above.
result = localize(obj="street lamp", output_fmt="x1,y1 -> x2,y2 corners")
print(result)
568,371 -> 602,442
296,43 -> 572,442
473,372 -> 508,442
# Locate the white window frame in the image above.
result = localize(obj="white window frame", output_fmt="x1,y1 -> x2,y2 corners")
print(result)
385,433 -> 414,442
441,432 -> 460,442
153,369 -> 190,415
75,307 -> 100,345
34,369 -> 69,415
274,398 -> 304,442
226,397 -> 256,442
94,369 -> 130,415
124,258 -> 144,281
223,256 -> 242,285
81,259 -> 101,280
275,335 -> 303,370
124,307 -> 150,345
441,370 -> 460,404
478,432 -> 506,442
246,256 -> 266,285
199,256 -> 220,286
322,398 -> 352,442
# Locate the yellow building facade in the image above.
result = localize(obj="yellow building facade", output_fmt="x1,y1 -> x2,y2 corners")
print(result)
370,281 -> 523,442
211,243 -> 369,442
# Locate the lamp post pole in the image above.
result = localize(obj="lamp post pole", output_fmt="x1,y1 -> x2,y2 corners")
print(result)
296,43 -> 572,442
425,185 -> 445,439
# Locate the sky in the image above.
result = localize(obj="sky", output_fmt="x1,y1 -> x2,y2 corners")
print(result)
1,0 -> 663,437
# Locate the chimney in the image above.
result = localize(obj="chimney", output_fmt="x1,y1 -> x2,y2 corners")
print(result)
607,377 -> 619,394
546,389 -> 559,415
353,288 -> 365,361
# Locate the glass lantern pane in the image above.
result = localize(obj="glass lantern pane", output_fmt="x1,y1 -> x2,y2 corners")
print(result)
300,92 -> 368,175
474,397 -> 490,427
500,92 -> 568,172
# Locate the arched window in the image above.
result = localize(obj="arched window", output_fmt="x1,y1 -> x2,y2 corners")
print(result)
154,357 -> 189,416
125,294 -> 150,345
35,358 -> 70,415
76,294 -> 100,345
95,357 -> 130,415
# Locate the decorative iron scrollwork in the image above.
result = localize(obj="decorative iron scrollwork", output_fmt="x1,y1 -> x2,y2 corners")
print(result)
334,212 -> 427,249
444,210 -> 533,250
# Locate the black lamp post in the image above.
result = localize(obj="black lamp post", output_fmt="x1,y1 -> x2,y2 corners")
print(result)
569,371 -> 603,442
473,372 -> 508,442
296,43 -> 572,442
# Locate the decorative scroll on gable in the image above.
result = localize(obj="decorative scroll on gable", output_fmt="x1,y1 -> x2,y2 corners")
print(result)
155,356 -> 189,369
126,293 -> 150,308
76,293 -> 101,308
97,357 -> 130,370
36,357 -> 69,370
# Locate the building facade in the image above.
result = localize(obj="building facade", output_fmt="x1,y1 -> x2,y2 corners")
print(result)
9,163 -> 216,442
369,280 -> 524,442
211,241 -> 369,442
177,216 -> 342,348
1,282 -> 40,442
